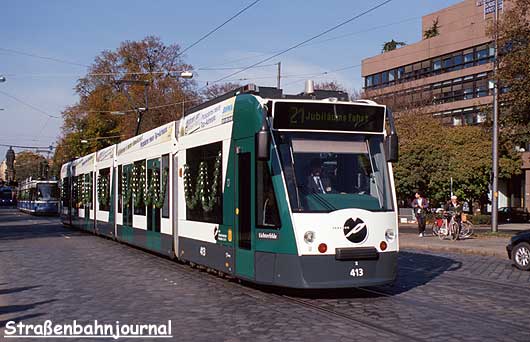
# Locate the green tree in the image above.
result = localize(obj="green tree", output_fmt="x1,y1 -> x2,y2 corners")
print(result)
15,151 -> 47,182
394,109 -> 492,210
381,39 -> 406,53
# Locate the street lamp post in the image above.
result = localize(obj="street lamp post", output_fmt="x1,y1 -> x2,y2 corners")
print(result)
491,0 -> 500,233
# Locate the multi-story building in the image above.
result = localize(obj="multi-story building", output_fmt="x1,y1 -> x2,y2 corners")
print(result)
361,0 -> 530,211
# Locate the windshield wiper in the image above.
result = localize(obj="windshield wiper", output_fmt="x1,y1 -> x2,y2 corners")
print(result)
300,187 -> 337,211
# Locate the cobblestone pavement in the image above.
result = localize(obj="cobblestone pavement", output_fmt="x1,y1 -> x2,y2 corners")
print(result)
1,209 -> 530,342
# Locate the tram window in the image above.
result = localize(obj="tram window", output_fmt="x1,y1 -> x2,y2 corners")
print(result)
161,154 -> 170,218
37,183 -> 59,201
256,161 -> 281,229
98,168 -> 111,212
185,142 -> 223,224
133,160 -> 146,216
118,165 -> 122,213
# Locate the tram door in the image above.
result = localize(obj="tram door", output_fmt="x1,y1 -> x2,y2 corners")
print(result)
234,137 -> 255,279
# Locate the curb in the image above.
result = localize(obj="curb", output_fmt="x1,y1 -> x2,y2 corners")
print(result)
399,241 -> 507,259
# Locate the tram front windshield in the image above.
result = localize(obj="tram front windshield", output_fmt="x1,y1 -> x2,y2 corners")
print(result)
0,190 -> 12,200
37,183 -> 59,201
275,132 -> 393,213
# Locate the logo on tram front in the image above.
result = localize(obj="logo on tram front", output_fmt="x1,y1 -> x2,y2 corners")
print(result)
343,218 -> 367,243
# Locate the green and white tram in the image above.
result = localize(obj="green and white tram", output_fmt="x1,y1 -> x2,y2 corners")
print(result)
61,84 -> 399,288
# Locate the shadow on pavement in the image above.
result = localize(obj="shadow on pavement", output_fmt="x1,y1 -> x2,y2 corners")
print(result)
251,251 -> 461,299
0,313 -> 46,328
0,286 -> 41,296
0,223 -> 83,241
0,299 -> 57,318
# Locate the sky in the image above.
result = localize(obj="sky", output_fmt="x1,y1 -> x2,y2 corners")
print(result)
0,0 -> 463,161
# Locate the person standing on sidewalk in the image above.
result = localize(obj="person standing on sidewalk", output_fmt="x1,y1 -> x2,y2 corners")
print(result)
412,192 -> 429,237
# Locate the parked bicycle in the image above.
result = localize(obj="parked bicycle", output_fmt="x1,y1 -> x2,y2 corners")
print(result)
459,213 -> 474,239
431,210 -> 474,240
437,211 -> 460,240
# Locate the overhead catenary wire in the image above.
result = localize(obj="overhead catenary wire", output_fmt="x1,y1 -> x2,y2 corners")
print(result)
0,47 -> 90,68
0,143 -> 54,149
0,90 -> 60,119
176,0 -> 263,58
210,0 -> 394,85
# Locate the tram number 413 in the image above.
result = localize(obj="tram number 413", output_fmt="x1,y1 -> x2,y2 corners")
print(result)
349,268 -> 364,277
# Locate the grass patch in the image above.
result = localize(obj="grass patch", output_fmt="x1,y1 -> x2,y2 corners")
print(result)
474,231 -> 512,238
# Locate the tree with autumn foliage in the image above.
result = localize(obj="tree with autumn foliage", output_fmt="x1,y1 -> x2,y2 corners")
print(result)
202,82 -> 242,100
53,36 -> 199,173
314,81 -> 346,92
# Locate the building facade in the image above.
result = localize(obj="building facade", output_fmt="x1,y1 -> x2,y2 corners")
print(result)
361,0 -> 530,211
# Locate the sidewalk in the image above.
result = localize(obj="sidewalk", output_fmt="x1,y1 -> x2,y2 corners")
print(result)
397,222 -> 526,258
399,232 -> 509,258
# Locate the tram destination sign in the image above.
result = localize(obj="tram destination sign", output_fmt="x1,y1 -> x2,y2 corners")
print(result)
273,102 -> 385,133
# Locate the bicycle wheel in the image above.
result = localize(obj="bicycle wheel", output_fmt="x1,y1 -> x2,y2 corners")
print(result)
460,221 -> 474,239
450,222 -> 459,240
431,222 -> 440,236
438,225 -> 448,240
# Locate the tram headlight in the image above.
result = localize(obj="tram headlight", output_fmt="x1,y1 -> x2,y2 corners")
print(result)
304,231 -> 315,244
385,229 -> 395,242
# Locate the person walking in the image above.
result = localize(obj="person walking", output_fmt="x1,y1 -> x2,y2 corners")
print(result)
412,192 -> 429,237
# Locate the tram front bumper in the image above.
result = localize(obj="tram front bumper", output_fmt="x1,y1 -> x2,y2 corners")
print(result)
255,251 -> 398,289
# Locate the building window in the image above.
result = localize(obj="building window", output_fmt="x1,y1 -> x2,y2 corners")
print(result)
373,73 -> 380,86
366,76 -> 373,88
476,47 -> 489,65
453,54 -> 463,71
433,59 -> 442,72
475,79 -> 489,97
464,52 -> 474,67
463,82 -> 474,99
442,56 -> 453,70
397,67 -> 404,79
381,71 -> 388,84
404,64 -> 413,79
388,69 -> 395,82
453,84 -> 463,101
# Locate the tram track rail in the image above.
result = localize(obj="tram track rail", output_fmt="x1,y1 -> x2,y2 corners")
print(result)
355,286 -> 530,333
58,223 -> 529,340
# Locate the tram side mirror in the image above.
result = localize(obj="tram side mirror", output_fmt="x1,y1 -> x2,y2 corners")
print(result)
385,133 -> 399,163
256,129 -> 271,161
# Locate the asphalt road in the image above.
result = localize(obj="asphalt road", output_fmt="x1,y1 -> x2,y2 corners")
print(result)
1,208 -> 530,342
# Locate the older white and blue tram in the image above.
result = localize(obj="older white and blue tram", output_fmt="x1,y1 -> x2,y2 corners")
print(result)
61,84 -> 399,288
17,179 -> 60,215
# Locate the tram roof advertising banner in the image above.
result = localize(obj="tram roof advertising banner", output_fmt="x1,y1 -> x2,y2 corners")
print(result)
273,101 -> 385,133
180,97 -> 235,136
117,122 -> 174,156
96,145 -> 115,162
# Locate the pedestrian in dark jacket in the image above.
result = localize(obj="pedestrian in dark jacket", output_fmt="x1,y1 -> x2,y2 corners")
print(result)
412,192 -> 429,237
